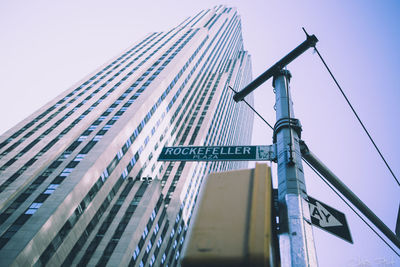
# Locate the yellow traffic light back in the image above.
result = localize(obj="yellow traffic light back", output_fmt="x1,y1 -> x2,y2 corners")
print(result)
181,163 -> 277,267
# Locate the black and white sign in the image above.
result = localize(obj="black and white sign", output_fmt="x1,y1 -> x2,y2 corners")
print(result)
157,145 -> 275,161
308,196 -> 353,243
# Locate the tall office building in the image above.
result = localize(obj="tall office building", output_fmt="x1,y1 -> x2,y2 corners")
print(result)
0,5 -> 253,266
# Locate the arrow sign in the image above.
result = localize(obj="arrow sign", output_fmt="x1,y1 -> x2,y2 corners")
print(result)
157,145 -> 276,162
308,196 -> 353,243
309,201 -> 342,228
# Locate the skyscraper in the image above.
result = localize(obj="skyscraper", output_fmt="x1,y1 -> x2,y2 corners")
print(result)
0,5 -> 253,266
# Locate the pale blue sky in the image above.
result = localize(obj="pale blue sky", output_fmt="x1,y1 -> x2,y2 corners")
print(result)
0,0 -> 399,265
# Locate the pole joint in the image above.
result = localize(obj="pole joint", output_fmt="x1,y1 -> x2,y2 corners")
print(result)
299,139 -> 309,154
272,69 -> 292,88
273,118 -> 302,143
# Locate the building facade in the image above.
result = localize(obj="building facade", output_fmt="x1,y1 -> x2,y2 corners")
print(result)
0,5 -> 253,266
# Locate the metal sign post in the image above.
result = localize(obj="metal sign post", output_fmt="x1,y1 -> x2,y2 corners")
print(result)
273,70 -> 318,266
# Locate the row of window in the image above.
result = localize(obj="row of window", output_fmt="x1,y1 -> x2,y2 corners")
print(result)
1,32 -> 161,165
167,12 -> 235,145
172,13 -> 235,145
204,44 -> 250,171
0,31 -> 172,188
50,131 -> 156,266
170,18 -> 248,267
93,182 -> 151,265
0,32 -> 164,185
61,177 -> 134,266
0,32 -> 158,157
190,8 -> 210,28
158,15 -> 236,203
42,98 -> 169,263
122,195 -> 163,266
35,13 -> 237,266
179,75 -> 222,212
161,208 -> 185,266
216,32 -> 247,148
155,73 -> 214,266
203,17 -> 241,146
183,163 -> 204,218
215,19 -> 242,73
0,28 -> 185,246
2,23 -> 182,181
180,73 -> 216,146
27,26 -> 209,264
159,13 -> 247,265
186,76 -> 227,208
133,10 -> 246,266
195,14 -> 243,170
138,11 -> 234,194
78,31 -> 213,264
148,219 -> 170,267
3,8 -> 245,267
207,11 -> 223,30
157,49 -> 217,190
112,25 -> 231,266
226,54 -> 254,170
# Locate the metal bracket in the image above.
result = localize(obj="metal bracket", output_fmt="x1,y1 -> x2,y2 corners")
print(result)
273,118 -> 302,143
272,69 -> 292,88
270,143 -> 278,162
273,189 -> 281,231
299,139 -> 309,154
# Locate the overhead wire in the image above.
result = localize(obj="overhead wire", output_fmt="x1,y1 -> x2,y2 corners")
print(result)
313,47 -> 400,187
303,159 -> 400,257
228,86 -> 273,130
231,80 -> 400,256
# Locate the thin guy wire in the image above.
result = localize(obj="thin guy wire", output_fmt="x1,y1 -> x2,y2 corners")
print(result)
303,159 -> 400,257
229,83 -> 400,257
228,86 -> 273,130
313,47 -> 399,187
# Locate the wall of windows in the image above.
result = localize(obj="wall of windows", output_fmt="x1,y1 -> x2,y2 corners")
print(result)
0,5 -> 254,267
0,26 -> 202,251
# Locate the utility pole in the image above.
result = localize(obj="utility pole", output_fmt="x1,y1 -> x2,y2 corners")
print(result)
273,70 -> 318,266
232,32 -> 319,265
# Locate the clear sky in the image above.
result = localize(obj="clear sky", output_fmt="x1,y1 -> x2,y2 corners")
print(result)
1,0 -> 399,266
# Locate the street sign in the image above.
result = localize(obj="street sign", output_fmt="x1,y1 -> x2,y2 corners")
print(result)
158,145 -> 276,161
308,196 -> 353,243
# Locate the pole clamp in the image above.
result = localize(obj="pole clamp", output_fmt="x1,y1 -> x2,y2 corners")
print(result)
273,118 -> 302,143
299,139 -> 309,155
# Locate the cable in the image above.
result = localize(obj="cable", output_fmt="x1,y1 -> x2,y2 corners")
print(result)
228,86 -> 273,130
313,47 -> 400,187
303,159 -> 400,258
230,79 -> 400,256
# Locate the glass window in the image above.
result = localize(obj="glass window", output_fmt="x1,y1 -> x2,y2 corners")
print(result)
25,202 -> 42,214
60,168 -> 74,177
74,154 -> 86,161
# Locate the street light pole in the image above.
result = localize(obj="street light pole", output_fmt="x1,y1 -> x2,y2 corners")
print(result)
273,69 -> 318,266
